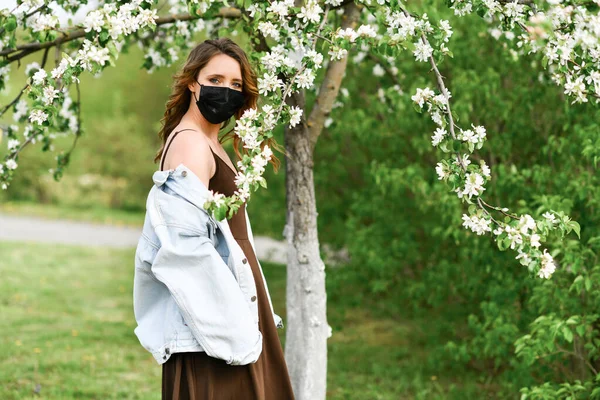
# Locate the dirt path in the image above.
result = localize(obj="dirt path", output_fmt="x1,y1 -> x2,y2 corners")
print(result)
0,212 -> 288,264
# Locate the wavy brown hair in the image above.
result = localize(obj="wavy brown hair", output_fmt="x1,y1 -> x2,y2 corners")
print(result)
154,38 -> 283,172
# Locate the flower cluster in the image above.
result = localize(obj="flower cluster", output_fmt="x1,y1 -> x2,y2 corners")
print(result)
462,213 -> 492,235
0,0 -> 160,186
455,0 -> 600,105
391,5 -> 578,279
83,1 -> 158,39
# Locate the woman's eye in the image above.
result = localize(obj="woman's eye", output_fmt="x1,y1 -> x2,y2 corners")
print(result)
233,83 -> 242,88
209,78 -> 219,83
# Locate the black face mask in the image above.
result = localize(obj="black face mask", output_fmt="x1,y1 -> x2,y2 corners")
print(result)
193,82 -> 245,124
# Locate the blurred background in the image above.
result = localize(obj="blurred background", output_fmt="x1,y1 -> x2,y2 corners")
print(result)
1,3 -> 600,399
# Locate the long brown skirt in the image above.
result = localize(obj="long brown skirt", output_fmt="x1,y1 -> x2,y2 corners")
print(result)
162,351 -> 256,400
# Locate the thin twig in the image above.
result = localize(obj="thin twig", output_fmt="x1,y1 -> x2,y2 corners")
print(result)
1,9 -> 242,59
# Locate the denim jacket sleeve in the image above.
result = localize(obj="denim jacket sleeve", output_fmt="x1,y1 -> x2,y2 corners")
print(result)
149,190 -> 263,365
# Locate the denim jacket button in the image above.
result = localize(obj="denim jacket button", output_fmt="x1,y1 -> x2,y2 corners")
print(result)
165,347 -> 170,355
181,171 -> 188,177
251,295 -> 257,302
242,258 -> 248,264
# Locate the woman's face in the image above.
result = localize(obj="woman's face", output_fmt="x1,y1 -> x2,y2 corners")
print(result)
195,53 -> 243,94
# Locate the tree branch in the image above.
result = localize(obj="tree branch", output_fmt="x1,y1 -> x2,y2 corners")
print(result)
0,8 -> 242,61
307,2 -> 361,150
1,47 -> 51,117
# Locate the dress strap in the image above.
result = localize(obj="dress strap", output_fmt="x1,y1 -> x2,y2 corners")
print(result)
160,129 -> 197,171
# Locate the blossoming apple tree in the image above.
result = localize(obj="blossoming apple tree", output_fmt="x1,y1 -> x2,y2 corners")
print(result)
0,0 -> 598,398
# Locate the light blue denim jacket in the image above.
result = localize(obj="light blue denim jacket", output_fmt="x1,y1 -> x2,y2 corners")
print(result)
133,163 -> 283,366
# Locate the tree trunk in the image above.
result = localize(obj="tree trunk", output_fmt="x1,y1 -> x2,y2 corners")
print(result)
282,4 -> 361,399
283,89 -> 329,399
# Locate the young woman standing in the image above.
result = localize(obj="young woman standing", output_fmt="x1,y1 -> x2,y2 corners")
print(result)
136,38 -> 295,400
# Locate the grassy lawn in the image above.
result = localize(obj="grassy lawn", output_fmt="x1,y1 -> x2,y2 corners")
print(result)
0,201 -> 145,228
0,241 -> 483,399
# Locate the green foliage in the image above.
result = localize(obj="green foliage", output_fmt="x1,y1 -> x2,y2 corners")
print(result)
318,6 -> 600,398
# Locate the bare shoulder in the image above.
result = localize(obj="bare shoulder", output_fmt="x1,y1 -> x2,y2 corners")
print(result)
163,128 -> 215,187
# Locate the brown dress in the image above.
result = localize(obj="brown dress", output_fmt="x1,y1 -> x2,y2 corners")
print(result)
160,130 -> 295,400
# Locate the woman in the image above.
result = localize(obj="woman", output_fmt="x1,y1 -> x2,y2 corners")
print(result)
132,38 -> 295,400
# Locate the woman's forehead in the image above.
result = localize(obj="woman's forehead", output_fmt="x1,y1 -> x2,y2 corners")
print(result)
201,54 -> 242,78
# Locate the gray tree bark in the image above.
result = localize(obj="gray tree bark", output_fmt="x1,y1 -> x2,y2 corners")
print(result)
282,4 -> 361,399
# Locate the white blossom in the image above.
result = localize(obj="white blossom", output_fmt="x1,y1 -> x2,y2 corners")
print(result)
84,10 -> 105,33
7,139 -> 20,151
462,214 -> 492,235
481,162 -> 491,178
435,162 -> 450,180
42,86 -> 59,106
29,109 -> 49,125
530,233 -> 541,248
289,106 -> 303,127
267,0 -> 294,19
543,211 -> 557,224
538,249 -> 556,278
518,214 -> 537,235
372,64 -> 385,77
298,1 -> 322,24
413,41 -> 433,62
5,159 -> 18,170
411,87 -> 435,108
305,49 -> 324,66
454,153 -> 471,167
258,72 -> 283,95
431,127 -> 447,146
32,69 -> 47,85
296,69 -> 315,89
336,28 -> 359,42
461,172 -> 486,198
13,100 -> 28,122
516,250 -> 531,265
328,47 -> 348,60
28,14 -> 59,32
357,24 -> 378,38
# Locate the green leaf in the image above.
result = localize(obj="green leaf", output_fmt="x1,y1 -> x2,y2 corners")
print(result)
585,277 -> 592,292
498,236 -> 509,251
5,15 -> 17,32
570,221 -> 581,239
562,326 -> 573,343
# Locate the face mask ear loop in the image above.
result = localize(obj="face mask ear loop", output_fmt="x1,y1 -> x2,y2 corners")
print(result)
192,81 -> 202,102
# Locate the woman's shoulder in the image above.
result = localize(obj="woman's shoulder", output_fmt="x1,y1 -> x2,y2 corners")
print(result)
164,126 -> 215,185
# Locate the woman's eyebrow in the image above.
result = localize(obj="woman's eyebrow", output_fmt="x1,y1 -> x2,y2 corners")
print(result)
207,74 -> 243,83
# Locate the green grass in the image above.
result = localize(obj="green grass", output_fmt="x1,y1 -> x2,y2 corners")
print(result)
0,201 -> 145,228
0,241 -> 484,399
